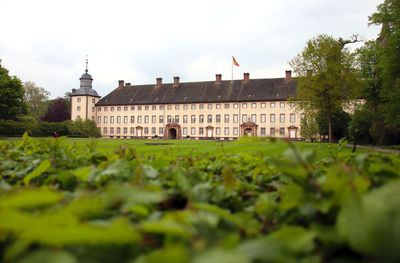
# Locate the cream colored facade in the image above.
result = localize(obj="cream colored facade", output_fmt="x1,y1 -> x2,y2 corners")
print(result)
94,101 -> 302,140
71,95 -> 100,121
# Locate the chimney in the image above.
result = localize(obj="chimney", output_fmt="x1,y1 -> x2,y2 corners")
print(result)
307,70 -> 313,77
285,70 -> 292,81
156,77 -> 162,86
118,80 -> 124,88
173,76 -> 180,86
216,74 -> 222,84
243,72 -> 250,82
125,82 -> 131,86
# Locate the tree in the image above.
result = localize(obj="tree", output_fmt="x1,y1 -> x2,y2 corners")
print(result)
300,111 -> 319,142
64,92 -> 72,115
24,81 -> 50,120
41,98 -> 70,122
68,119 -> 101,138
317,109 -> 351,142
289,34 -> 361,143
0,61 -> 27,120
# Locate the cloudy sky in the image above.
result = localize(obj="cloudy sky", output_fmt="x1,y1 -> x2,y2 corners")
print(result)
0,0 -> 382,99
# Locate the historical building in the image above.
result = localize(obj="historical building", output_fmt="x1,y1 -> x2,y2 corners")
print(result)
71,64 -> 304,140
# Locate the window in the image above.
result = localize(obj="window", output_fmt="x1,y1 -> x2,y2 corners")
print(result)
117,116 -> 121,123
199,127 -> 204,135
130,116 -> 135,123
110,116 -> 114,124
290,114 -> 295,123
290,102 -> 295,108
167,105 -> 172,110
104,107 -> 108,112
77,98 -> 81,102
131,106 -> 135,111
110,127 -> 114,134
137,116 -> 142,123
111,107 -> 115,111
103,127 -> 107,134
261,103 -> 266,108
130,127 -> 134,134
224,104 -> 230,109
159,115 -> 164,123
301,113 -> 305,120
152,115 -> 156,123
91,116 -> 95,121
199,115 -> 204,123
242,103 -> 247,108
152,127 -> 156,134
183,105 -> 188,110
224,114 -> 229,123
199,104 -> 204,109
233,103 -> 238,109
159,127 -> 164,134
207,104 -> 212,109
145,106 -> 149,111
124,106 -> 128,111
261,114 -> 266,123
280,128 -> 285,136
270,114 -> 275,123
252,103 -> 256,108
159,105 -> 164,110
270,102 -> 275,108
144,127 -> 148,134
270,128 -> 275,136
117,107 -> 121,111
104,116 -> 108,124
216,114 -> 221,123
233,114 -> 238,123
92,107 -> 95,112
251,114 -> 256,122
242,114 -> 247,122
152,106 -> 156,110
98,107 -> 101,112
261,128 -> 266,135
216,104 -> 221,109
191,127 -> 195,135
175,115 -> 179,123
117,127 -> 121,134
183,127 -> 188,135
183,115 -> 188,123
280,114 -> 285,123
216,127 -> 221,135
175,105 -> 180,110
207,115 -> 212,123
280,102 -> 285,108
167,115 -> 172,123
138,106 -> 142,111
144,115 -> 149,123
191,115 -> 196,123
233,127 -> 238,135
124,116 -> 128,123
224,127 -> 229,135
191,104 -> 196,109
77,106 -> 81,111
92,98 -> 95,103
123,127 -> 128,134
97,116 -> 101,123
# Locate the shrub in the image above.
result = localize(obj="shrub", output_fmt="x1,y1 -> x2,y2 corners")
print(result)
68,119 -> 101,138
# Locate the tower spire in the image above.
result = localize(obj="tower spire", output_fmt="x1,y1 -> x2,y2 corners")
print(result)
85,55 -> 88,73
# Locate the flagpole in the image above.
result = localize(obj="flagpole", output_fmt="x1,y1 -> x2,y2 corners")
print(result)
231,56 -> 233,84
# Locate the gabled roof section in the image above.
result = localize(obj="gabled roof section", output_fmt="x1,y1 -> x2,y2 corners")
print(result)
96,78 -> 297,106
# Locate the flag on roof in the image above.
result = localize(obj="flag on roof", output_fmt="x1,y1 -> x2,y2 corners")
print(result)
232,56 -> 240,67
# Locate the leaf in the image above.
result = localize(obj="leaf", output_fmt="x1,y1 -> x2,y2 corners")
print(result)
0,188 -> 63,209
193,249 -> 250,263
23,159 -> 51,185
140,220 -> 192,238
134,245 -> 188,263
222,166 -> 235,192
16,250 -> 77,263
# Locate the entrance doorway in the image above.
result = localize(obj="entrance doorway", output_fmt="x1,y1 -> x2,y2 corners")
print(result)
290,130 -> 296,138
245,128 -> 253,137
137,129 -> 142,137
207,129 -> 212,137
168,128 -> 177,139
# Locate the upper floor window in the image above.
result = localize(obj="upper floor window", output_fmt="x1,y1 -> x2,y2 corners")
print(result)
167,115 -> 172,123
233,114 -> 238,123
233,103 -> 238,109
110,116 -> 114,123
216,114 -> 221,123
199,104 -> 204,109
207,115 -> 212,123
98,107 -> 101,112
77,98 -> 81,102
290,113 -> 295,123
131,106 -> 135,111
159,105 -> 164,110
92,107 -> 95,112
224,104 -> 230,109
242,103 -> 247,108
144,115 -> 149,123
77,106 -> 81,111
117,116 -> 121,123
92,98 -> 95,103
124,106 -> 128,111
124,116 -> 128,123
289,102 -> 295,108
97,116 -> 101,123
261,103 -> 266,108
199,115 -> 204,123
159,115 -> 164,123
251,114 -> 256,122
191,115 -> 196,123
111,107 -> 114,111
175,115 -> 179,123
117,107 -> 121,111
183,105 -> 188,110
270,114 -> 275,123
261,114 -> 266,123
270,102 -> 275,108
191,104 -> 196,110
224,114 -> 229,123
137,106 -> 142,111
280,114 -> 285,123
280,102 -> 285,108
152,115 -> 156,123
207,104 -> 212,109
175,105 -> 180,110
183,115 -> 188,123
152,106 -> 156,110
167,105 -> 172,110
216,104 -> 221,109
145,106 -> 149,111
104,116 -> 108,123
251,103 -> 256,108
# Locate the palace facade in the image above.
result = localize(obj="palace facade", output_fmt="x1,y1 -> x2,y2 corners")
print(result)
71,66 -> 304,140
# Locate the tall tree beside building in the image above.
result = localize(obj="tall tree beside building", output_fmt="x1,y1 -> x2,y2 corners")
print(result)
23,81 -> 50,121
41,98 -> 70,122
289,34 -> 360,143
0,61 -> 27,120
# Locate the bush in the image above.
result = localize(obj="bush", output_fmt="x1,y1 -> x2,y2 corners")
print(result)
0,120 -> 71,137
68,119 -> 101,138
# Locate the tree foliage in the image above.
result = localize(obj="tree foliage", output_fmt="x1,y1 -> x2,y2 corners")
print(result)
289,34 -> 361,142
68,119 -> 101,137
23,81 -> 50,120
41,98 -> 70,122
0,61 -> 27,120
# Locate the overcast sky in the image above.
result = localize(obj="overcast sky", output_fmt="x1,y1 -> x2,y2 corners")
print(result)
0,0 -> 382,99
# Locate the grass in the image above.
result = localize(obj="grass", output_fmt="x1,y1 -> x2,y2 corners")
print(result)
0,136 -> 367,158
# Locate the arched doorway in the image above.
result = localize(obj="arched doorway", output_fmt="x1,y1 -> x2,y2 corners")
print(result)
240,122 -> 258,137
245,128 -> 253,137
168,128 -> 177,139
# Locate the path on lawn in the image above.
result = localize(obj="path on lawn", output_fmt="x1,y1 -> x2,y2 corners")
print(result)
346,144 -> 400,154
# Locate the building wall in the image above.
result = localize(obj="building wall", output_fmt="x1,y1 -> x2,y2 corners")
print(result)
95,101 -> 303,139
71,96 -> 100,121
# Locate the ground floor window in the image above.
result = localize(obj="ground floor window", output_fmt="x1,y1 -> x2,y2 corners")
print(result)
103,127 -> 107,134
233,127 -> 238,135
270,128 -> 275,136
183,127 -> 188,135
261,127 -> 266,135
224,127 -> 229,135
280,128 -> 285,136
123,127 -> 127,134
144,127 -> 149,134
152,127 -> 156,134
117,127 -> 121,134
130,127 -> 134,134
159,127 -> 164,134
199,127 -> 204,135
216,127 -> 221,135
191,127 -> 195,135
